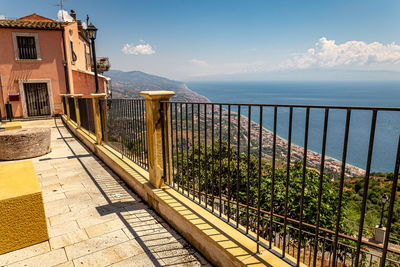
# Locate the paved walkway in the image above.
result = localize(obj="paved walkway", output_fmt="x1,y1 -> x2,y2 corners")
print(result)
0,118 -> 210,267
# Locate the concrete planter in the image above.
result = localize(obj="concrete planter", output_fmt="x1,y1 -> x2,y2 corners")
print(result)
0,128 -> 51,160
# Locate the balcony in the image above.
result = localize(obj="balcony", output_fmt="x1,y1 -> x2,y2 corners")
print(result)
2,92 -> 400,267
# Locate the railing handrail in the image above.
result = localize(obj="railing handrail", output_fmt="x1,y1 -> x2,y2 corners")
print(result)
107,98 -> 144,101
162,100 -> 400,111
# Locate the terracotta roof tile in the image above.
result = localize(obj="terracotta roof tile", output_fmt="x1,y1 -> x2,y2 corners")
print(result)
0,20 -> 65,30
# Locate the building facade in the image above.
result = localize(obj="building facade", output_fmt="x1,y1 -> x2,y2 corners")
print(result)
0,12 -> 109,118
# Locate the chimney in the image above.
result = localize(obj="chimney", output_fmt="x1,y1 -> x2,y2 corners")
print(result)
70,10 -> 76,21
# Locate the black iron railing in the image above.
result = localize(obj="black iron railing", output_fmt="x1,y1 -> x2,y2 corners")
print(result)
161,101 -> 400,267
78,98 -> 95,135
102,99 -> 148,170
68,97 -> 76,123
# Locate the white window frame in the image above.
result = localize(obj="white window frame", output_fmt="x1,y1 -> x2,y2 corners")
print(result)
12,32 -> 42,62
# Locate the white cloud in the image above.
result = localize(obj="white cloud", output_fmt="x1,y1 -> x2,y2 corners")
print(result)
189,59 -> 208,66
282,37 -> 400,69
121,42 -> 155,55
57,10 -> 74,22
0,15 -> 6,20
82,21 -> 87,29
185,38 -> 400,78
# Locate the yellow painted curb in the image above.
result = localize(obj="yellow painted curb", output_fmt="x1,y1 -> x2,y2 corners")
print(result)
4,121 -> 22,131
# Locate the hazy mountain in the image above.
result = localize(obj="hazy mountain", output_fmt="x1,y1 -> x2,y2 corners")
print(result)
107,70 -> 209,102
186,68 -> 400,81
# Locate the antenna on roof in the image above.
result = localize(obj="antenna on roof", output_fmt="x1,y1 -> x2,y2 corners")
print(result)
55,0 -> 71,21
86,14 -> 89,25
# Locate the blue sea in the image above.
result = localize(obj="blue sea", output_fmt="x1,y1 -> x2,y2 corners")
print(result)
186,81 -> 400,173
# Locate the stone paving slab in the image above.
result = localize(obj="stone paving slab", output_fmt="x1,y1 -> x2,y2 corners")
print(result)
0,118 -> 211,267
7,249 -> 68,267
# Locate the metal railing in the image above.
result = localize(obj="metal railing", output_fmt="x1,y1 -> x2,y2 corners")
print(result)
101,99 -> 148,170
61,94 -> 400,266
162,101 -> 400,267
68,97 -> 76,123
78,98 -> 95,135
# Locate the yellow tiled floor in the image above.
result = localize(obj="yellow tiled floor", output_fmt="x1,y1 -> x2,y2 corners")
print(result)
0,118 -> 210,267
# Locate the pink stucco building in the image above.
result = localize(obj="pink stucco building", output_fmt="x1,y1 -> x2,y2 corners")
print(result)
0,12 -> 110,118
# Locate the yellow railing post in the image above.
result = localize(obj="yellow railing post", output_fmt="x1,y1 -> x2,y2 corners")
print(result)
60,94 -> 66,115
72,94 -> 83,128
140,91 -> 175,188
65,95 -> 71,120
91,93 -> 106,144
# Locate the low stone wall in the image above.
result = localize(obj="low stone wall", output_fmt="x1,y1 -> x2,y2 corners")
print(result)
0,128 -> 51,160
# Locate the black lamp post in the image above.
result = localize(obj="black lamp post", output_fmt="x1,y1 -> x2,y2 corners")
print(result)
379,193 -> 389,228
87,23 -> 100,94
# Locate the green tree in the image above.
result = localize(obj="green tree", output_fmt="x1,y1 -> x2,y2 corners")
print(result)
174,141 -> 348,235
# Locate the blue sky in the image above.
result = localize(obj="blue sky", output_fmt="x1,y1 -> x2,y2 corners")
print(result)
1,0 -> 400,80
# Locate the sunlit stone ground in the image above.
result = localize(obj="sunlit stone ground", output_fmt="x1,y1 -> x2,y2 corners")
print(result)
0,118 -> 210,267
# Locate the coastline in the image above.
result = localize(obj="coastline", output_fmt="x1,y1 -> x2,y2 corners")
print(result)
187,87 -> 366,178
229,109 -> 366,177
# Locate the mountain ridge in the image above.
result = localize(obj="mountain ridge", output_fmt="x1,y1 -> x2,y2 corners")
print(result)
107,70 -> 209,102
